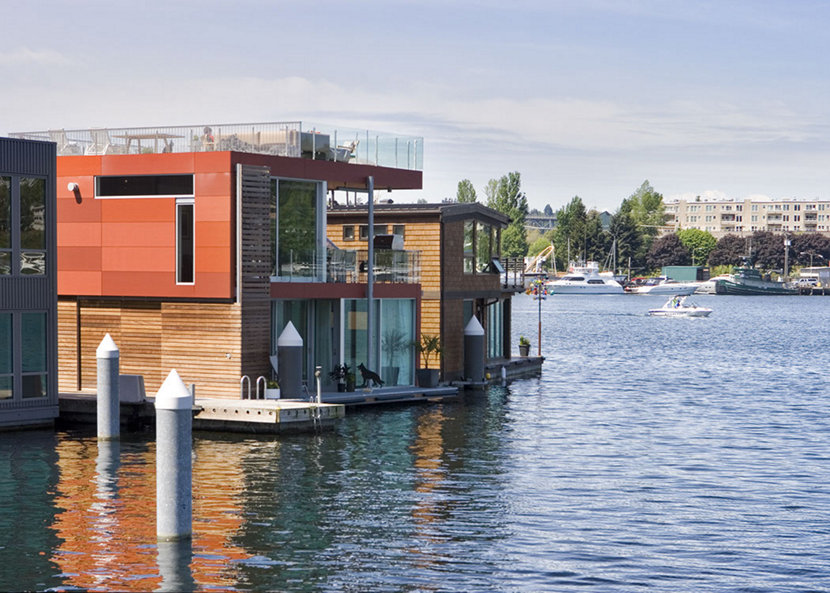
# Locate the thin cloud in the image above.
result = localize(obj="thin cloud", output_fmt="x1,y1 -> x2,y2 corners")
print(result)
0,47 -> 71,66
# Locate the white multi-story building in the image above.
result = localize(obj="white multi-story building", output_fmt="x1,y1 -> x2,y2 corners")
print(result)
664,196 -> 830,238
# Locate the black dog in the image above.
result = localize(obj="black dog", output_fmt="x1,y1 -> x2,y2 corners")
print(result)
358,363 -> 385,388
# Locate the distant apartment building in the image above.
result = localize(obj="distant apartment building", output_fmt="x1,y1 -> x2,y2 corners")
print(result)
0,137 -> 58,429
665,197 -> 830,237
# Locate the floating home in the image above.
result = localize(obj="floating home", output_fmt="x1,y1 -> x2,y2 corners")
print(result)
0,137 -> 59,428
327,202 -> 524,382
13,123 -> 424,398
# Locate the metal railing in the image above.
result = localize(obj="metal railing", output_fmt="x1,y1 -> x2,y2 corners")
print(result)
11,121 -> 423,171
273,248 -> 420,284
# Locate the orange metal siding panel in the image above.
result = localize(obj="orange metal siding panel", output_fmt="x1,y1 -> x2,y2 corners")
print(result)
57,155 -> 102,177
101,247 -> 175,273
99,153 -> 196,175
58,222 -> 102,247
100,198 -> 175,223
101,222 -> 173,248
194,151 -> 232,173
194,222 -> 231,248
59,271 -> 102,295
195,195 -> 233,222
195,247 -> 231,273
195,172 -> 232,197
58,247 -> 101,271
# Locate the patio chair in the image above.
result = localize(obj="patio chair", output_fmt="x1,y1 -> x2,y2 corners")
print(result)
48,129 -> 82,155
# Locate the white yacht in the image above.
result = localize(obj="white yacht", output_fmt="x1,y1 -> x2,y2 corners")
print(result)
545,262 -> 624,294
628,276 -> 699,296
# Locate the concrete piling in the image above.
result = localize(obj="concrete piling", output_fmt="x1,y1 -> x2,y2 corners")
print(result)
96,333 -> 120,440
155,369 -> 192,541
277,321 -> 303,398
464,316 -> 485,382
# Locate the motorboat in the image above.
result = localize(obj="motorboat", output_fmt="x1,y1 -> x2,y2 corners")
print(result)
545,261 -> 624,294
648,296 -> 712,317
628,276 -> 699,296
695,274 -> 734,294
714,267 -> 798,295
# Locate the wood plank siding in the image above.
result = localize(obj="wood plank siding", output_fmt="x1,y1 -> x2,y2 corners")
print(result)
58,298 -> 243,398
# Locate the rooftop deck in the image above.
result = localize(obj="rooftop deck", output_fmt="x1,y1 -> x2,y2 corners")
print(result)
11,121 -> 423,171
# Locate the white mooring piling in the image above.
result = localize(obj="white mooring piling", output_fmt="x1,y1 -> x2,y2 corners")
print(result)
463,316 -> 485,382
155,369 -> 193,541
277,321 -> 303,398
96,333 -> 120,440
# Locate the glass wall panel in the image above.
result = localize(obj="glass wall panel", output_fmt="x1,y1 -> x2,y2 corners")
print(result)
380,299 -> 415,386
463,221 -> 474,274
20,178 -> 46,276
343,299 -> 381,378
314,300 -> 338,388
487,300 -> 504,359
0,313 -> 11,399
275,180 -> 319,280
0,177 -> 10,275
273,300 -> 309,383
21,312 -> 47,398
476,222 -> 491,273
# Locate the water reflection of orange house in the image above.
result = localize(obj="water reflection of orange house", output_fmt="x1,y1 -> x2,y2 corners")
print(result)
49,438 -> 249,591
410,407 -> 448,557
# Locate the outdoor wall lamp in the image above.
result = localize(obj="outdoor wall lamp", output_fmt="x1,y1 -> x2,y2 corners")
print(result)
68,182 -> 82,203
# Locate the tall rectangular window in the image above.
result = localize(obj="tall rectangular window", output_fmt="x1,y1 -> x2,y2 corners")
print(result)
176,200 -> 194,284
273,179 -> 324,280
0,313 -> 11,399
463,221 -> 475,274
20,177 -> 46,275
0,177 -> 9,275
476,222 -> 491,273
21,312 -> 47,399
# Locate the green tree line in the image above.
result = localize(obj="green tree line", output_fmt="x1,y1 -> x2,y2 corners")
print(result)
459,176 -> 830,275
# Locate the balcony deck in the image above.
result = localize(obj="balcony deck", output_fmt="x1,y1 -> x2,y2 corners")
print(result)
11,121 -> 423,171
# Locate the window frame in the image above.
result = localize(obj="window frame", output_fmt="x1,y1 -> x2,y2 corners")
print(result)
176,198 -> 195,285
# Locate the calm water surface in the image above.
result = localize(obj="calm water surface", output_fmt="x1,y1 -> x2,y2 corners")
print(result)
1,294 -> 829,592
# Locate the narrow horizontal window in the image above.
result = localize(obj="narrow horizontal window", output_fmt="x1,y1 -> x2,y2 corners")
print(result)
96,174 -> 193,198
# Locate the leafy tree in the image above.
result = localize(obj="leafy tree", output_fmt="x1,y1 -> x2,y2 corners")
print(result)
584,210 -> 607,263
543,203 -> 554,217
456,179 -> 477,203
791,233 -> 830,267
551,196 -> 587,269
622,180 -> 665,264
676,228 -> 717,266
709,234 -> 747,267
486,171 -> 528,257
748,231 -> 784,270
608,208 -> 642,274
646,233 -> 689,270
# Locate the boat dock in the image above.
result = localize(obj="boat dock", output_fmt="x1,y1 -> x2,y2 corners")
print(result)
58,384 -> 461,434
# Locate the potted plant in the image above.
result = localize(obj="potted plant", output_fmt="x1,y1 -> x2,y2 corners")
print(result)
414,334 -> 442,388
519,335 -> 531,357
329,364 -> 350,392
265,379 -> 280,400
382,328 -> 409,386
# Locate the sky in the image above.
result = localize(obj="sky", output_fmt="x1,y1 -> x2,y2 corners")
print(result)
3,0 -> 829,213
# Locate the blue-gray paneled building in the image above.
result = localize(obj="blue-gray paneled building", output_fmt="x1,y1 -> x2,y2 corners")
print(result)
0,137 -> 58,429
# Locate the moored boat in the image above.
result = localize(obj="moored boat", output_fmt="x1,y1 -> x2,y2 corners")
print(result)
715,267 -> 798,295
628,276 -> 699,296
545,261 -> 624,294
